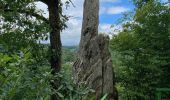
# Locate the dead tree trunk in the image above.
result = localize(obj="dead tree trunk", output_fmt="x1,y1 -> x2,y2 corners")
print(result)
73,0 -> 118,99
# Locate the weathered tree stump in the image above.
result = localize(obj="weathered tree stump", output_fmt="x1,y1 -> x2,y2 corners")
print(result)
73,0 -> 118,100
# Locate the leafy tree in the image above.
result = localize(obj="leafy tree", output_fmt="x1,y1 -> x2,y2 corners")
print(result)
110,0 -> 170,99
0,0 -> 71,99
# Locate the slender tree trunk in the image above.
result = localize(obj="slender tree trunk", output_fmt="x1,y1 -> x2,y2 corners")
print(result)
47,0 -> 62,99
48,0 -> 61,74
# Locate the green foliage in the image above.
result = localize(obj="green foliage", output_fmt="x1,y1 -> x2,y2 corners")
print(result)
55,64 -> 95,100
62,46 -> 77,63
110,0 -> 170,99
0,48 -> 93,100
0,0 -> 95,99
0,53 -> 52,100
101,94 -> 108,100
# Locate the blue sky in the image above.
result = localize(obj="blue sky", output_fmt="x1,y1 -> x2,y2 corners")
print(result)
100,0 -> 134,24
36,0 -> 135,46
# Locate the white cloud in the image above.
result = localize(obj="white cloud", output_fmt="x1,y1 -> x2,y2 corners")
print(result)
107,6 -> 129,14
61,0 -> 84,45
99,24 -> 122,34
62,0 -> 83,19
98,23 -> 123,39
100,6 -> 130,15
35,2 -> 48,18
61,18 -> 82,46
99,24 -> 112,33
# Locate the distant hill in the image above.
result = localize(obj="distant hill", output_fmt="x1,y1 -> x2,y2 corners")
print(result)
63,46 -> 78,49
62,46 -> 78,63
42,44 -> 78,50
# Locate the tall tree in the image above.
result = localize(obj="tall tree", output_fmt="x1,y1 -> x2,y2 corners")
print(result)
47,0 -> 63,99
110,0 -> 170,99
0,0 -> 68,99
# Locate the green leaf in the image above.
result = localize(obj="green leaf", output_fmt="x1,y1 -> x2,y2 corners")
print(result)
56,92 -> 64,98
101,94 -> 108,100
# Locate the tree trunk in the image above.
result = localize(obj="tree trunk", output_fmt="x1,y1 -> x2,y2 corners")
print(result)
47,0 -> 62,99
73,0 -> 118,99
48,0 -> 61,74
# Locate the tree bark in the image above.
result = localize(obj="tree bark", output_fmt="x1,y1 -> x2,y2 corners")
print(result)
47,0 -> 62,99
48,0 -> 61,74
73,0 -> 118,99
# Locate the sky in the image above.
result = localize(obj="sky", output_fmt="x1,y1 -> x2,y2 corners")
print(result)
35,0 -> 135,46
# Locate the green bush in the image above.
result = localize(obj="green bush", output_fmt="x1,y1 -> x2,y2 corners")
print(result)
0,52 -> 94,100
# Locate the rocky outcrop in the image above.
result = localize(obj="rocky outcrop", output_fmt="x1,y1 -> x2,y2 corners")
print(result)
73,0 -> 118,99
